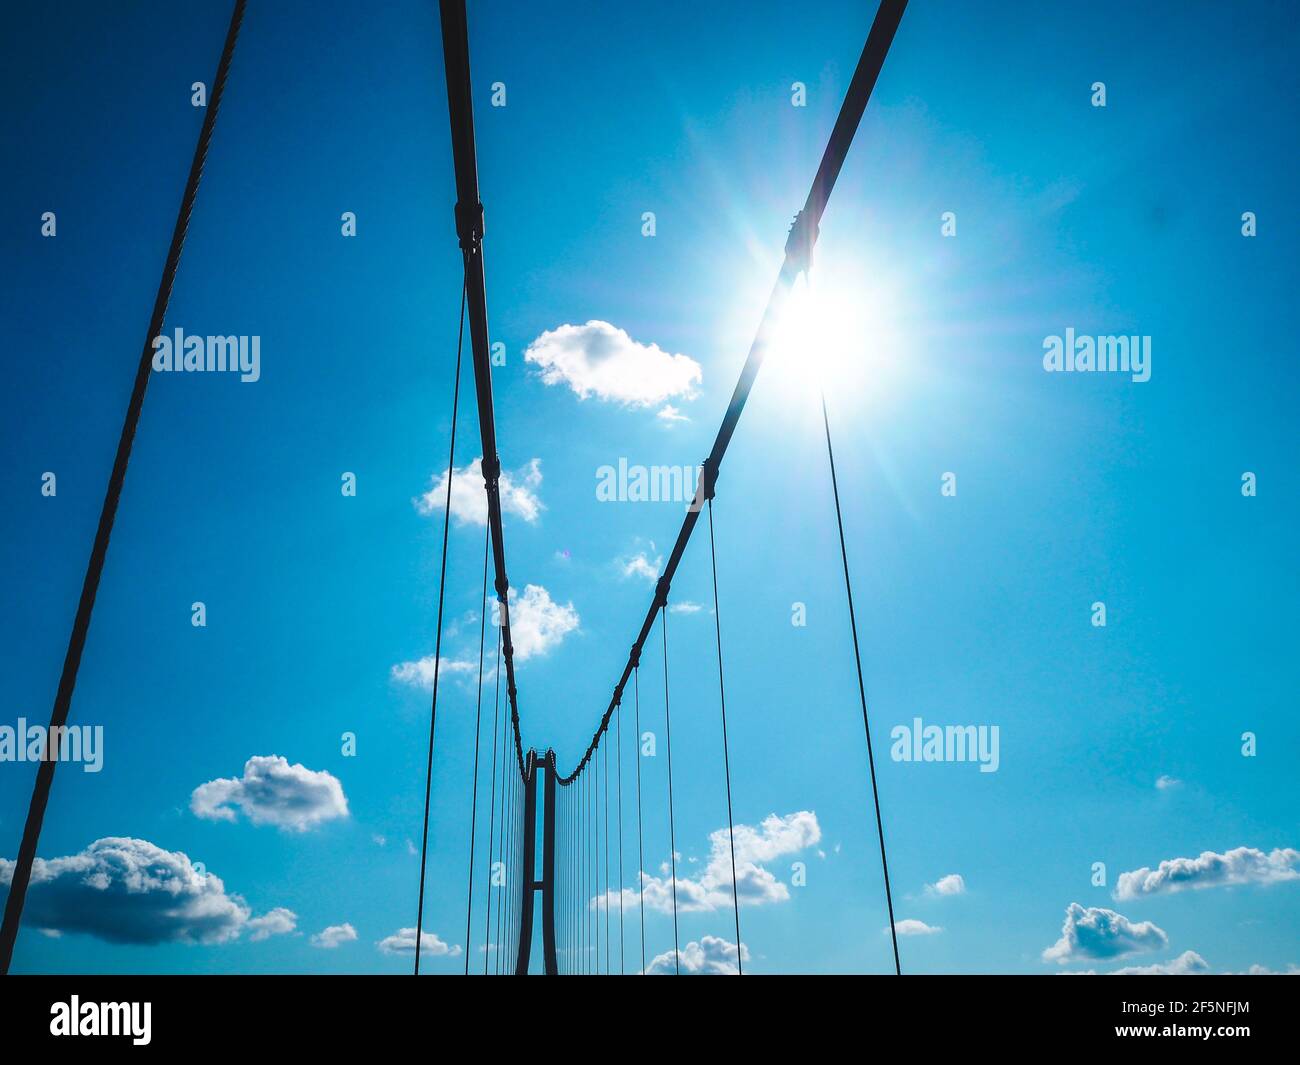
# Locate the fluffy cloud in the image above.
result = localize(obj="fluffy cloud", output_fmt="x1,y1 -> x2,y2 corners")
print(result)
190,755 -> 349,832
524,320 -> 702,407
669,601 -> 704,615
311,923 -> 358,949
390,654 -> 481,690
376,927 -> 461,957
620,550 -> 660,582
925,873 -> 966,897
1043,904 -> 1168,964
0,837 -> 282,945
894,919 -> 942,936
1115,846 -> 1300,901
656,404 -> 689,425
644,935 -> 747,975
506,584 -> 579,660
595,811 -> 820,915
415,456 -> 543,527
1155,775 -> 1181,790
247,907 -> 297,942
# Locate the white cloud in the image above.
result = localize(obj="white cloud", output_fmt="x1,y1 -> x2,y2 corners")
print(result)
925,873 -> 966,897
1043,904 -> 1168,964
389,654 -> 481,691
1110,951 -> 1209,975
247,907 -> 297,942
657,404 -> 689,425
311,923 -> 358,949
415,456 -> 543,527
505,584 -> 579,660
620,551 -> 661,583
377,927 -> 461,957
0,837 -> 276,945
669,601 -> 704,615
1115,846 -> 1300,901
190,755 -> 349,832
524,320 -> 702,407
894,919 -> 942,936
595,811 -> 820,915
644,935 -> 747,975
1155,775 -> 1181,790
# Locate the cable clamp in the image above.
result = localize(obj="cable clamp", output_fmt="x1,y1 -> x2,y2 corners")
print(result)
454,199 -> 484,252
654,576 -> 671,607
785,209 -> 819,275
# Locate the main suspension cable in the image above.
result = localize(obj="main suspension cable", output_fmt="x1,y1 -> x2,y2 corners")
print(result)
0,0 -> 249,975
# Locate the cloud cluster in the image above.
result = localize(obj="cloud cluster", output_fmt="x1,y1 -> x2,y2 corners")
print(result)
390,654 -> 480,690
595,811 -> 820,915
190,755 -> 349,832
644,935 -> 748,975
1115,846 -> 1300,900
376,927 -> 461,957
1042,904 -> 1168,964
893,919 -> 942,936
0,837 -> 286,946
416,456 -> 543,527
524,320 -> 702,407
620,550 -> 661,583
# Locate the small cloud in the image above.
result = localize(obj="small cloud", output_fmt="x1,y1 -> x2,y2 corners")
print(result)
925,873 -> 966,897
893,919 -> 942,936
1110,950 -> 1209,976
372,834 -> 387,847
1115,846 -> 1300,901
377,927 -> 461,957
312,923 -> 359,949
390,654 -> 480,691
620,551 -> 661,583
247,907 -> 297,942
190,756 -> 349,832
657,404 -> 689,426
524,320 -> 702,407
416,457 -> 543,527
505,584 -> 580,660
1155,775 -> 1181,790
669,600 -> 704,615
1042,904 -> 1168,964
644,935 -> 747,975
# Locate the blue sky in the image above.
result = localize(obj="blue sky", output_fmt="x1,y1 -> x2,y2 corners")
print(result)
1,0 -> 1297,975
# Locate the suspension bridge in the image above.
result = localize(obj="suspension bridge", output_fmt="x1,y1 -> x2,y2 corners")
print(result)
0,0 -> 909,976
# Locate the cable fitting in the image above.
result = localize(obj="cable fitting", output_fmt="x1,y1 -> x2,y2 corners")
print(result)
454,199 -> 484,252
654,576 -> 671,607
785,209 -> 819,275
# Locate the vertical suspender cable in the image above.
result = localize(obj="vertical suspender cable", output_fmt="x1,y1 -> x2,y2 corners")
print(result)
634,665 -> 646,972
661,608 -> 681,974
415,280 -> 468,975
820,388 -> 901,975
603,738 -> 611,973
482,627 -> 502,974
0,0 -> 248,975
616,699 -> 625,974
706,498 -> 744,973
462,522 -> 490,973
